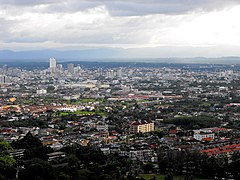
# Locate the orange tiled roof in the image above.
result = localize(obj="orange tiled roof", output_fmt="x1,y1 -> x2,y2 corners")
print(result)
201,143 -> 240,156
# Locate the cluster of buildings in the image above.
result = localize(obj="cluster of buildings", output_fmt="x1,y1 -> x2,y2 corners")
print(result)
0,60 -> 240,165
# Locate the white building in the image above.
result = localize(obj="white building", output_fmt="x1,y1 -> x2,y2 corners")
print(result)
49,58 -> 57,74
36,89 -> 47,95
67,63 -> 74,74
0,75 -> 10,85
56,64 -> 63,75
96,121 -> 108,131
117,68 -> 123,78
193,132 -> 215,141
107,70 -> 115,79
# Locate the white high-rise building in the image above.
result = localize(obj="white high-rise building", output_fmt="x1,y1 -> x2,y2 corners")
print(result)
67,63 -> 74,74
107,70 -> 115,79
0,75 -> 10,85
56,64 -> 63,73
49,58 -> 57,74
117,68 -> 122,78
75,66 -> 82,76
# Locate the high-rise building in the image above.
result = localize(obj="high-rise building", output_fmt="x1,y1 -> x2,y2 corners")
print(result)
2,65 -> 8,74
98,68 -> 103,76
107,70 -> 115,79
75,66 -> 82,75
56,64 -> 63,75
0,75 -> 10,85
117,68 -> 122,78
122,85 -> 130,93
49,58 -> 57,74
67,63 -> 74,74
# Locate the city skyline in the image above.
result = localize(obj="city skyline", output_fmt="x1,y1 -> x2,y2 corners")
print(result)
1,0 -> 240,58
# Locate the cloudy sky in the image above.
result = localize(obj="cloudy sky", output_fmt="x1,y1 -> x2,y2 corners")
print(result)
1,0 -> 240,57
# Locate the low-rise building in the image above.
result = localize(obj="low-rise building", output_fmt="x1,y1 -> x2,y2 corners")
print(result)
193,132 -> 215,141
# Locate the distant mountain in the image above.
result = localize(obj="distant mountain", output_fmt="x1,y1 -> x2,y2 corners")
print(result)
0,49 -> 120,61
1,49 -> 240,64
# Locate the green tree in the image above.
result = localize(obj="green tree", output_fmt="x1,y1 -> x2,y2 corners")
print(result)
19,159 -> 57,180
24,146 -> 53,161
142,163 -> 154,173
0,155 -> 16,167
0,140 -> 12,152
47,86 -> 55,93
11,131 -> 42,149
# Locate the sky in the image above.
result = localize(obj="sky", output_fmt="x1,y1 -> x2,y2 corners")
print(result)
1,0 -> 240,58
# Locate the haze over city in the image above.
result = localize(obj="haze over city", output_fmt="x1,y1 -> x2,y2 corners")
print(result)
1,0 -> 240,59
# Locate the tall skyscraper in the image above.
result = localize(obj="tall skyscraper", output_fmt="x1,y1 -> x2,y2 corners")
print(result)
117,68 -> 123,78
0,75 -> 10,85
67,63 -> 74,74
107,70 -> 115,79
49,58 -> 57,75
56,64 -> 63,75
75,66 -> 82,75
2,65 -> 8,74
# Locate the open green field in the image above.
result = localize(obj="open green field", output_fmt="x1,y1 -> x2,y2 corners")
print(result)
63,98 -> 104,105
79,98 -> 102,103
54,110 -> 106,116
200,101 -> 212,107
22,100 -> 34,104
138,174 -> 164,180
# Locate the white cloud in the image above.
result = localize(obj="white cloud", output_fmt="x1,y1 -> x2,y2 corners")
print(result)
1,0 -> 240,57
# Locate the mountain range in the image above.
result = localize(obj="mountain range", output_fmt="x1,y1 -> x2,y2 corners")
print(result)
1,49 -> 240,64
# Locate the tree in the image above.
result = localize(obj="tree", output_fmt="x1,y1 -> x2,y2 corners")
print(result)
151,176 -> 157,180
0,155 -> 16,167
11,131 -> 42,149
142,163 -> 154,173
57,172 -> 71,180
47,86 -> 55,93
19,159 -> 57,180
77,169 -> 96,180
0,139 -> 16,179
165,173 -> 173,180
163,116 -> 220,129
24,146 -> 53,161
229,159 -> 240,179
0,140 -> 12,152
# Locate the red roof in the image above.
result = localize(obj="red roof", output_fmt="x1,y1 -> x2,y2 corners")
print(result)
169,129 -> 177,134
211,128 -> 227,132
202,137 -> 213,141
131,122 -> 141,126
201,143 -> 240,156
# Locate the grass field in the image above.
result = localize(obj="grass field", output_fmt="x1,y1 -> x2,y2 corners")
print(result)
200,101 -> 212,107
138,174 -> 165,180
64,98 -> 104,104
54,110 -> 106,116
